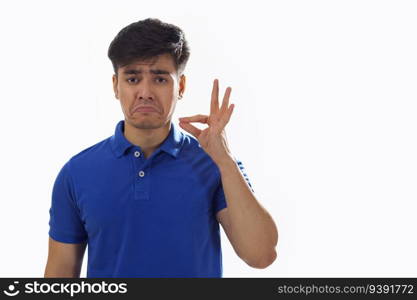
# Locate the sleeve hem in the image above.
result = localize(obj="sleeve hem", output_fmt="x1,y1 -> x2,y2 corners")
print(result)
49,229 -> 87,244
214,203 -> 227,215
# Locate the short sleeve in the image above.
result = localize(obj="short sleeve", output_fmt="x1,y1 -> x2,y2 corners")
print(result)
213,159 -> 254,215
48,161 -> 88,244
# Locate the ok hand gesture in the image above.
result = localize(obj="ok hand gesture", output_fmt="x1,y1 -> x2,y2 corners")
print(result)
178,79 -> 235,165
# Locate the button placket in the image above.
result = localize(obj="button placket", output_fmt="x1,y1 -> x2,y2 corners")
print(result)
133,149 -> 150,201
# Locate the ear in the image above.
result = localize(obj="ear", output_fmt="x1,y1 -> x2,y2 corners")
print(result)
112,74 -> 119,99
179,74 -> 186,99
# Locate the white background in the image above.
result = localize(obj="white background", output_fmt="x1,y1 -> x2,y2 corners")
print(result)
0,0 -> 416,277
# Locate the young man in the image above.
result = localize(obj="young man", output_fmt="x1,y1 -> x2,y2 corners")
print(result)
44,18 -> 278,278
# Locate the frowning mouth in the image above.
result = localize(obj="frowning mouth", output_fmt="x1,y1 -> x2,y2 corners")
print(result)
132,106 -> 160,113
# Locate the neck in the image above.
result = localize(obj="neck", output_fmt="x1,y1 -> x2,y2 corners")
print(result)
123,120 -> 171,158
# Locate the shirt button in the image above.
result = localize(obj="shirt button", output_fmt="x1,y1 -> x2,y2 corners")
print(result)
134,151 -> 141,157
138,170 -> 145,177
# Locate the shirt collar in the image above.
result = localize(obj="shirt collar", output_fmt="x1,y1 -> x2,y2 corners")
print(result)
110,120 -> 184,159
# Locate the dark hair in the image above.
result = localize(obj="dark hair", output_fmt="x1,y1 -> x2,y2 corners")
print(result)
108,18 -> 190,77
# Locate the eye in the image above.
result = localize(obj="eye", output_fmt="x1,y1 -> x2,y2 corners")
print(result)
127,78 -> 138,84
155,77 -> 167,83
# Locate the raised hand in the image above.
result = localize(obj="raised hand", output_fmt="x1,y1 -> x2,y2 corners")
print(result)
178,79 -> 235,165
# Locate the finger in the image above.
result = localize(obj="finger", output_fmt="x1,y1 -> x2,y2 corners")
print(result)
210,79 -> 219,115
179,122 -> 201,137
220,86 -> 232,113
220,103 -> 235,127
179,114 -> 209,123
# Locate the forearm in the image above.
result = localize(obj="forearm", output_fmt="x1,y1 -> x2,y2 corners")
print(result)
217,156 -> 278,267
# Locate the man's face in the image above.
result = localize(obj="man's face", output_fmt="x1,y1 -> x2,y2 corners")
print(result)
112,53 -> 186,130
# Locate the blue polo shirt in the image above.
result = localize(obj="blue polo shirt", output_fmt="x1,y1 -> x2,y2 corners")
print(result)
48,120 -> 253,278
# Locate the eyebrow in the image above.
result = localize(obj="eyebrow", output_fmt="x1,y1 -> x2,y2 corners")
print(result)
122,68 -> 171,75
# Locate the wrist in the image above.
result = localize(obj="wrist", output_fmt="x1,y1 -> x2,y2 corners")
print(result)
215,154 -> 236,171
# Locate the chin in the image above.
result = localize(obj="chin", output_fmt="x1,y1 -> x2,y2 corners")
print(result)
127,117 -> 166,130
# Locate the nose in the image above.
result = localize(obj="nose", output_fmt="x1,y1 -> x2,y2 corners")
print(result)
137,77 -> 154,102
